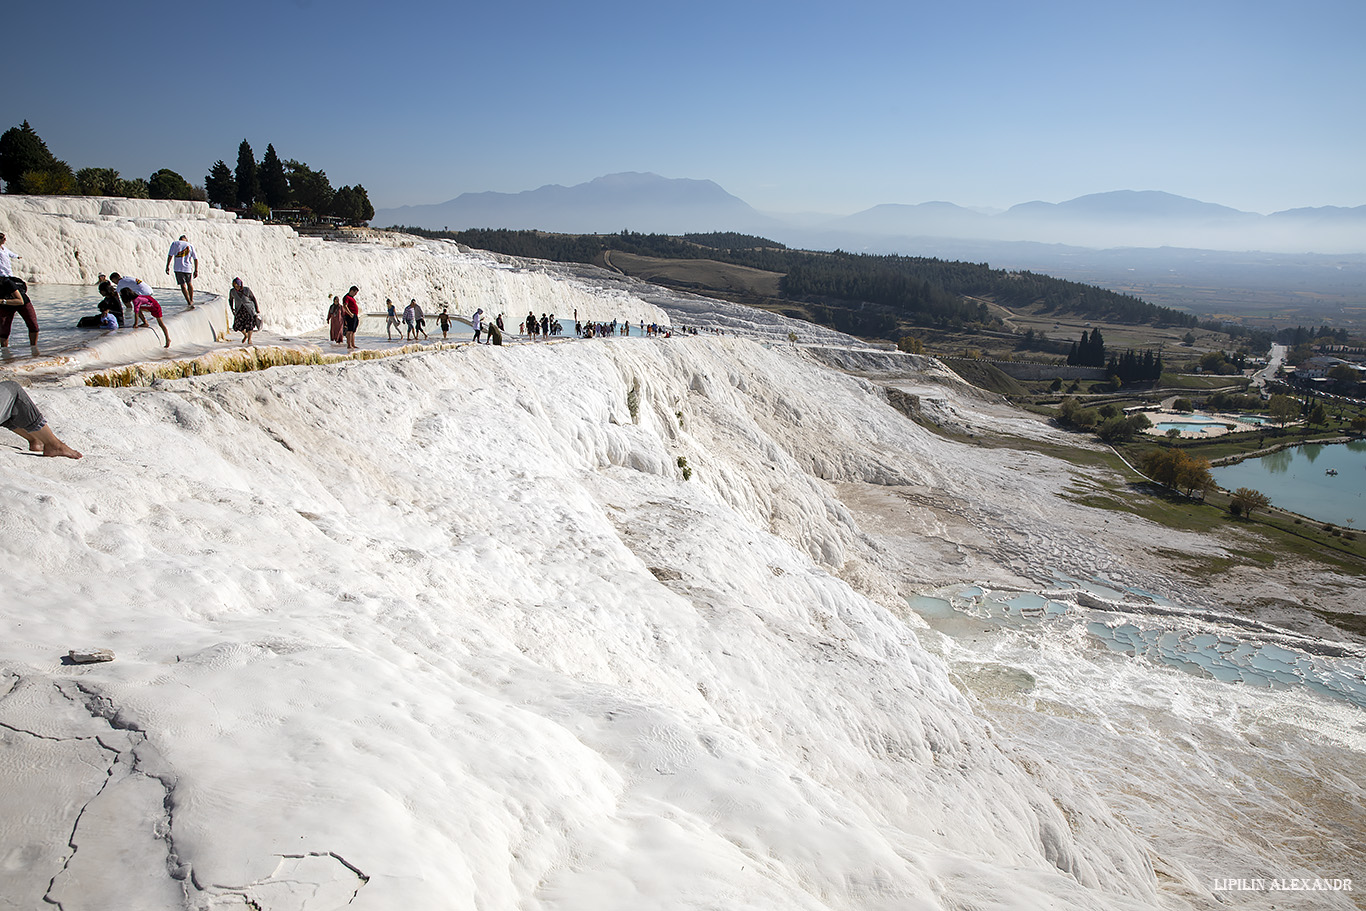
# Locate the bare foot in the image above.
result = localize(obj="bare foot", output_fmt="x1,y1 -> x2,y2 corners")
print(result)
21,427 -> 82,459
42,441 -> 82,459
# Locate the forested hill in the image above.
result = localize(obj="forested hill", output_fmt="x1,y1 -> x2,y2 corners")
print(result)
393,227 -> 1197,337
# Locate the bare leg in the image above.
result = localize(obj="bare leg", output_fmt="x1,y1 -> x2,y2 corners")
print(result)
13,426 -> 82,459
156,317 -> 171,347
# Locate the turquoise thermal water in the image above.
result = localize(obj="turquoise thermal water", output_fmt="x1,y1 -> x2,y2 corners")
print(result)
1212,440 -> 1366,528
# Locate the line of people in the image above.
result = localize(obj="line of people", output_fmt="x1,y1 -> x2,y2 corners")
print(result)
327,290 -> 509,347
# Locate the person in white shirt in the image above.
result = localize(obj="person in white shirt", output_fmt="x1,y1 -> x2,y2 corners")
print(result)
166,234 -> 198,308
109,272 -> 154,297
0,232 -> 20,277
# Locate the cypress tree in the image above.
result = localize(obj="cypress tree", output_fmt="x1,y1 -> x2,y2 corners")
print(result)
259,144 -> 289,208
234,140 -> 259,208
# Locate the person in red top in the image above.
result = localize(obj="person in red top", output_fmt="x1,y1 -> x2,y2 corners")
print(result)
342,286 -> 360,350
119,286 -> 171,347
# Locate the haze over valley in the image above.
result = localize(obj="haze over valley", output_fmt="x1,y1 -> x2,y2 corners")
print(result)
376,173 -> 1366,325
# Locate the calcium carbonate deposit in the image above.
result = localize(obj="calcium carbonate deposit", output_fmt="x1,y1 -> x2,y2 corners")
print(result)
1,198 -> 1362,911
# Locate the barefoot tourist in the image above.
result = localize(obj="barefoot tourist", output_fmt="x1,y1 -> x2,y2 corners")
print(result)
412,299 -> 428,339
228,277 -> 260,345
0,232 -> 22,278
0,277 -> 39,350
166,234 -> 199,308
402,299 -> 417,340
327,295 -> 344,345
110,272 -> 154,297
1,381 -> 81,459
342,286 -> 360,350
120,286 -> 171,348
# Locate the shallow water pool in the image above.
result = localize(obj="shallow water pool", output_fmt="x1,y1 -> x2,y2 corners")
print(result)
0,282 -> 215,360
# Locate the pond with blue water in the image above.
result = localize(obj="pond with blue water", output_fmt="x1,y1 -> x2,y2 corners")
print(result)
1212,440 -> 1366,528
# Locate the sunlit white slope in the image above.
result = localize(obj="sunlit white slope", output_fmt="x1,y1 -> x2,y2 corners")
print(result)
0,196 -> 666,333
1,338 -> 1165,910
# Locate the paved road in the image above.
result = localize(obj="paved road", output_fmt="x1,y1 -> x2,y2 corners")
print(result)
1253,343 -> 1287,393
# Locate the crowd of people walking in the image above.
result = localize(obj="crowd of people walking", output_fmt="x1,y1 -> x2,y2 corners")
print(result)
2,227 -> 691,463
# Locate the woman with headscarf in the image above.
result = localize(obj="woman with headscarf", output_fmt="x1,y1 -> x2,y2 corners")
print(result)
229,277 -> 261,346
327,295 -> 344,344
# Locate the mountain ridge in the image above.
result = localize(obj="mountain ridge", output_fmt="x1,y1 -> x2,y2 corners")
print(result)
374,174 -> 1366,255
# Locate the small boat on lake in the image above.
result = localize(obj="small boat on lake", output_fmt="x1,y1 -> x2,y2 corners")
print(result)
1325,468 -> 1338,476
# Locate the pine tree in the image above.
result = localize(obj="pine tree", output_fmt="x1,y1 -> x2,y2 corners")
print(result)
234,140 -> 259,208
259,144 -> 289,208
205,161 -> 236,208
0,121 -> 63,193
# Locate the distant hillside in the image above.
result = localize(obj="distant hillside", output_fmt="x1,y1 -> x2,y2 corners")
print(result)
395,227 -> 1197,340
375,172 -> 773,235
831,190 -> 1366,253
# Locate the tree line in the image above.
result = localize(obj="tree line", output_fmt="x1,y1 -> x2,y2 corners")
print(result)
392,227 -> 1186,335
0,120 -> 199,201
1064,329 -> 1164,385
0,121 -> 373,224
205,140 -> 373,223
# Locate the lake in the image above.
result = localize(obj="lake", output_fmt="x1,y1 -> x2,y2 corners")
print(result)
1211,440 -> 1366,528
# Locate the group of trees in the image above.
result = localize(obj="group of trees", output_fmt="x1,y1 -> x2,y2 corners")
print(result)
1064,330 -> 1163,386
1105,349 -> 1164,386
1066,329 -> 1107,367
204,140 -> 373,222
1197,349 -> 1248,375
0,122 -> 373,223
1056,398 -> 1152,442
0,121 -> 198,200
1138,447 -> 1213,498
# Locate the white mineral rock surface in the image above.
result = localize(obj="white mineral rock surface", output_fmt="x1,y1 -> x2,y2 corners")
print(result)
1,198 -> 1362,911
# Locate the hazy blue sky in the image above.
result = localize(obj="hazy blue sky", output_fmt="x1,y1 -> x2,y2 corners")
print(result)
7,0 -> 1363,215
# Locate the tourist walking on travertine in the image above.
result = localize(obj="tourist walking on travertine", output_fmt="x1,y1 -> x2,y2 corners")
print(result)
327,296 -> 344,344
0,232 -> 22,278
342,287 -> 360,350
386,299 -> 401,341
166,234 -> 199,308
471,308 -> 484,344
120,286 -> 171,348
228,277 -> 261,346
402,300 -> 417,340
412,300 -> 428,340
0,277 -> 39,350
2,381 -> 81,459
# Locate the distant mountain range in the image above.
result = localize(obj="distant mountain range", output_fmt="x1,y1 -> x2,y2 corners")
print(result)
376,172 -> 768,236
374,173 -> 1366,256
